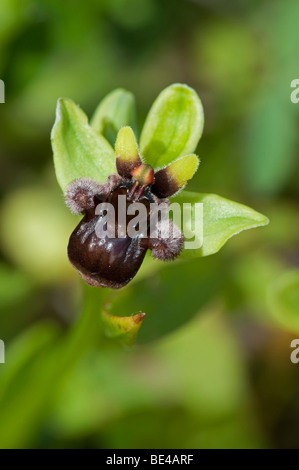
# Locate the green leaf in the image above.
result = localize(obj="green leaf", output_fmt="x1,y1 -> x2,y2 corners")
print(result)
51,98 -> 116,192
106,256 -> 224,343
173,191 -> 269,258
90,88 -> 137,146
267,270 -> 299,333
140,83 -> 204,169
102,309 -> 146,347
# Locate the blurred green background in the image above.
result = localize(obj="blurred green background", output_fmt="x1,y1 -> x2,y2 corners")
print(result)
0,0 -> 299,449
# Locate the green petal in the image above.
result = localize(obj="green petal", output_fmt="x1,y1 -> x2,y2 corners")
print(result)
140,83 -> 204,169
115,126 -> 141,177
152,154 -> 199,198
90,88 -> 137,146
51,98 -> 116,192
173,191 -> 269,258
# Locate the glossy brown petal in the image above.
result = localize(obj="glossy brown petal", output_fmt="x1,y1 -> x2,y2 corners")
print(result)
152,154 -> 199,198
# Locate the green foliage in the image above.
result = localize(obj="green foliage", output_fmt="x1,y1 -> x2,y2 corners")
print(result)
91,88 -> 137,146
0,184 -> 75,283
50,310 -> 263,448
0,285 -> 106,448
174,191 -> 269,258
268,270 -> 299,333
1,0 -> 296,450
140,84 -> 204,169
107,256 -> 223,343
242,0 -> 299,196
51,98 -> 116,191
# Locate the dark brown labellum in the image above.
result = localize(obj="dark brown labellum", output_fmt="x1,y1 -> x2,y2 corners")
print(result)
65,163 -> 184,288
68,183 -> 152,289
